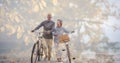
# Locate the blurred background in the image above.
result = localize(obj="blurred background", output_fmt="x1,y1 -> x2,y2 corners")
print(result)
0,0 -> 120,63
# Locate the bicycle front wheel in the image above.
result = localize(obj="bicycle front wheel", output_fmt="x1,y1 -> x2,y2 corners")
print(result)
66,44 -> 71,63
31,41 -> 39,63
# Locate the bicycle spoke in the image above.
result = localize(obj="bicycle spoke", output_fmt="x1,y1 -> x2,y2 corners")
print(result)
34,55 -> 37,63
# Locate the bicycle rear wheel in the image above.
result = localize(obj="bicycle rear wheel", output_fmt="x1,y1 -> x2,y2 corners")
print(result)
31,41 -> 39,63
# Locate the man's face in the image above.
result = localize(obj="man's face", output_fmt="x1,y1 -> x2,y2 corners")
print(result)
47,14 -> 52,21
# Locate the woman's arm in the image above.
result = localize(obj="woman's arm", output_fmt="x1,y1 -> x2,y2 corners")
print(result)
63,27 -> 74,33
63,27 -> 69,33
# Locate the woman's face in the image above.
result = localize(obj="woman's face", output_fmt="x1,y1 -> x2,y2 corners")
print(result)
57,21 -> 62,27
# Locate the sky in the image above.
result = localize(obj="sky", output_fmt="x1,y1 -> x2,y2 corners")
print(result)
103,16 -> 120,42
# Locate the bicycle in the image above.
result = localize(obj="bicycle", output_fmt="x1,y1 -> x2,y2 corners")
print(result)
31,32 -> 45,63
59,32 -> 74,63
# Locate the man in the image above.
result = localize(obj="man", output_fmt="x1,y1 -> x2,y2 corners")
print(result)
31,14 -> 55,61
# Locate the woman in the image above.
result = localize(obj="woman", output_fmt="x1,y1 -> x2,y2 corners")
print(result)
52,19 -> 71,62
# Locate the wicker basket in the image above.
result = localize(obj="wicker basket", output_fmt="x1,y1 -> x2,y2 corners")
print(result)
59,34 -> 70,43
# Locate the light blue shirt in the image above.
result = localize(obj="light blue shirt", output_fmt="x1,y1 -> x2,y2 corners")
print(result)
52,27 -> 69,43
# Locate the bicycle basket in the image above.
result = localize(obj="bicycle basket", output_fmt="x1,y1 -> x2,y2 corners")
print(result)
59,34 -> 70,43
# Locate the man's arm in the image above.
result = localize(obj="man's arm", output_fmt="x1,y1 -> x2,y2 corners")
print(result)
31,22 -> 43,32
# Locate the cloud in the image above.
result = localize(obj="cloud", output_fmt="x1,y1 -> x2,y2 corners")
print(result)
17,26 -> 24,39
5,24 -> 16,36
52,0 -> 58,6
33,4 -> 40,12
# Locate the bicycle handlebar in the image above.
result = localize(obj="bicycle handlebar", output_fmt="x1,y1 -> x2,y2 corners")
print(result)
31,30 -> 44,39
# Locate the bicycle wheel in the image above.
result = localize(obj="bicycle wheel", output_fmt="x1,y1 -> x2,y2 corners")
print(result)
66,44 -> 71,63
38,43 -> 44,61
31,41 -> 39,63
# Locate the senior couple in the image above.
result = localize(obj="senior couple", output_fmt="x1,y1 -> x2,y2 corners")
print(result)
31,14 -> 72,62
